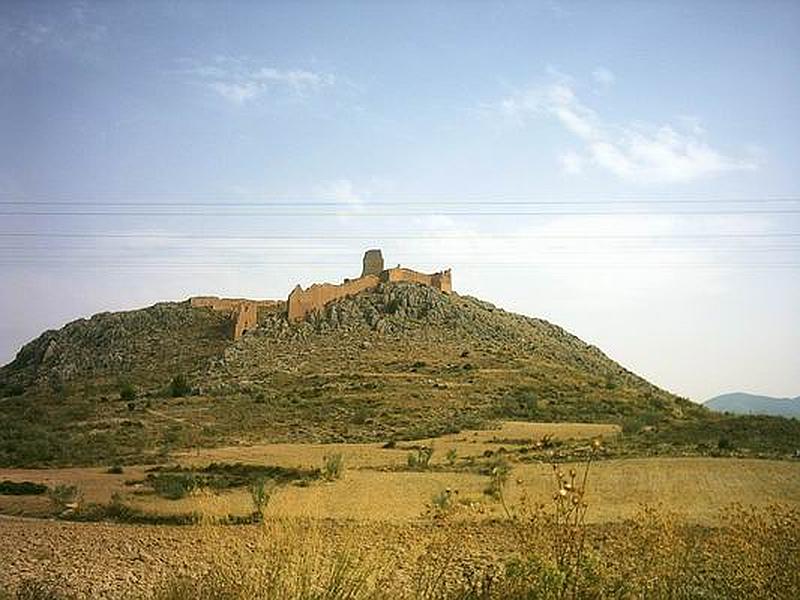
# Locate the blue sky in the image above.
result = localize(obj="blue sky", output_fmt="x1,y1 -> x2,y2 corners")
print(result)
1,1 -> 799,400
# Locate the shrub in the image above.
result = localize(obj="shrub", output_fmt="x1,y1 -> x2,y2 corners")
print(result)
323,454 -> 344,481
149,473 -> 198,500
407,446 -> 434,470
47,484 -> 81,511
429,489 -> 454,517
119,383 -> 137,402
445,448 -> 458,466
3,382 -> 25,397
0,480 -> 48,495
501,386 -> 539,418
106,465 -> 124,475
169,374 -> 191,398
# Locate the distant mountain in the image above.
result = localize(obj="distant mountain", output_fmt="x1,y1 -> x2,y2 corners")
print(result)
705,392 -> 800,418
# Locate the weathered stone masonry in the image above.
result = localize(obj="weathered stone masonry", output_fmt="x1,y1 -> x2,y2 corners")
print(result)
189,297 -> 278,340
287,250 -> 452,322
190,249 -> 452,338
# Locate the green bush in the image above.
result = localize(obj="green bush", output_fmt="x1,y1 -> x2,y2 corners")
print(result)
2,382 -> 25,397
47,484 -> 81,510
149,473 -> 198,500
169,374 -> 191,398
119,383 -> 137,403
499,386 -> 539,419
0,480 -> 48,495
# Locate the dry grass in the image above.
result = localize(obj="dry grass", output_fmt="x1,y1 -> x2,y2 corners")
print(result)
508,456 -> 800,524
117,456 -> 800,524
1,497 -> 798,599
173,421 -> 620,470
1,439 -> 798,525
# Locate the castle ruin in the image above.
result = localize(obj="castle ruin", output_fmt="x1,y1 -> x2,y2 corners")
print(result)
190,250 -> 452,338
287,249 -> 451,322
188,297 -> 278,339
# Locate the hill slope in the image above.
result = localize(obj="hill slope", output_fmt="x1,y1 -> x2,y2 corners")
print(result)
0,281 -> 759,467
705,392 -> 800,418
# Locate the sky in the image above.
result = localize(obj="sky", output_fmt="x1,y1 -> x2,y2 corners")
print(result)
1,0 -> 799,401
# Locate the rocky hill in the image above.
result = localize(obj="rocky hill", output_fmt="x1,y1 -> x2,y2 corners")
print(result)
1,302 -> 233,389
0,282 -> 708,466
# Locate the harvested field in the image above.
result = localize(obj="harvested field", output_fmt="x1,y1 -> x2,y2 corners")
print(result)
173,421 -> 620,470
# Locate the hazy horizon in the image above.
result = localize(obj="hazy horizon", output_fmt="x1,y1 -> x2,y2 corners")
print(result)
2,0 -> 799,402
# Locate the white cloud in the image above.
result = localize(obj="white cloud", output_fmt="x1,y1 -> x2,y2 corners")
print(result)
185,56 -> 335,104
558,150 -> 584,175
592,67 -> 615,86
494,78 -> 757,184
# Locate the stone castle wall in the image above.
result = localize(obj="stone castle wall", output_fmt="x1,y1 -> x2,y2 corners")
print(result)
381,267 -> 452,293
189,297 -> 278,311
190,296 -> 278,340
191,251 -> 453,331
287,275 -> 381,322
287,264 -> 452,322
233,302 -> 258,339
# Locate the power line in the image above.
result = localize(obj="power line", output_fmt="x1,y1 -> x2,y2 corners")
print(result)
3,209 -> 800,216
1,260 -> 798,267
1,197 -> 799,206
1,232 -> 799,240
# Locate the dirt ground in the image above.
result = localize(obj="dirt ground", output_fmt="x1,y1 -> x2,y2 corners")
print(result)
0,516 -> 521,599
1,418 -> 799,598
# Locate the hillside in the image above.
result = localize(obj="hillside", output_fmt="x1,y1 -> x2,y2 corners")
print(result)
706,392 -> 800,418
2,281 -> 796,467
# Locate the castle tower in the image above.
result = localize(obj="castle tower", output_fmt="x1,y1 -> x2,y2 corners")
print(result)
361,249 -> 384,277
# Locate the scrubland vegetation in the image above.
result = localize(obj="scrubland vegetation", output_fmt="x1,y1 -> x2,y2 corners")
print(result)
0,286 -> 797,597
1,449 -> 797,599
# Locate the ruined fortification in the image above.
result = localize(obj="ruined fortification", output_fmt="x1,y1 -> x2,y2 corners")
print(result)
287,250 -> 452,322
191,249 -> 452,337
189,297 -> 278,340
